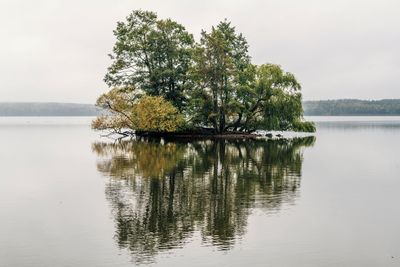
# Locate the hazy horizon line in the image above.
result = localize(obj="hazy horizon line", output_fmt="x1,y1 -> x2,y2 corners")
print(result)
2,98 -> 400,105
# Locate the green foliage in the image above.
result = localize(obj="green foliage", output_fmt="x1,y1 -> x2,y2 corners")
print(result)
96,10 -> 314,134
291,120 -> 316,132
239,64 -> 301,131
255,65 -> 315,132
189,20 -> 252,132
105,10 -> 194,109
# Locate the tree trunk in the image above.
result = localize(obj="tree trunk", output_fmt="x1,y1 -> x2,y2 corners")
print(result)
219,109 -> 225,133
212,84 -> 219,132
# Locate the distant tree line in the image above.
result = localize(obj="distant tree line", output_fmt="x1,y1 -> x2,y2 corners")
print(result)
303,99 -> 400,116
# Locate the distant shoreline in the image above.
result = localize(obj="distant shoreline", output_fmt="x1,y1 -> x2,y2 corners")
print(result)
0,115 -> 98,117
303,99 -> 400,116
305,114 -> 400,116
0,102 -> 100,117
2,100 -> 400,116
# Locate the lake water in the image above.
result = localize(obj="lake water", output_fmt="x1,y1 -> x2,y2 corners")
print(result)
1,117 -> 399,266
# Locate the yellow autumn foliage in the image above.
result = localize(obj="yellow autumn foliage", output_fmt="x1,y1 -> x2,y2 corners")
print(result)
92,87 -> 184,132
132,96 -> 184,132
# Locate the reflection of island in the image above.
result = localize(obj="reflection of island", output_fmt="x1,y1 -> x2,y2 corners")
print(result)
92,137 -> 315,264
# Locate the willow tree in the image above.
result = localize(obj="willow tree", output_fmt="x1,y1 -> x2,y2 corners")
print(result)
236,64 -> 315,132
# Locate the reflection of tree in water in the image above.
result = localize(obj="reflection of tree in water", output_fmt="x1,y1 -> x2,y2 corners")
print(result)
92,137 -> 315,264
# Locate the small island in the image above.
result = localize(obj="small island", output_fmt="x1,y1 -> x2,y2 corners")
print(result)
92,10 -> 315,138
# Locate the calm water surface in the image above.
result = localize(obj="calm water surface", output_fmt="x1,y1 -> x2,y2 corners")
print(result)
1,117 -> 399,266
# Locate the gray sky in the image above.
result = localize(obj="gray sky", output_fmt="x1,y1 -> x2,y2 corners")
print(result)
1,0 -> 399,103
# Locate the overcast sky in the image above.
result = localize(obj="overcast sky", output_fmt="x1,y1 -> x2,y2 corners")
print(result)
1,0 -> 399,103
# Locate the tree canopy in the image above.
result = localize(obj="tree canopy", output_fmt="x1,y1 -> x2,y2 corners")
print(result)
104,10 -> 194,109
94,10 -> 315,134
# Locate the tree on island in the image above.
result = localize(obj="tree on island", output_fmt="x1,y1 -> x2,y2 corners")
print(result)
93,10 -> 315,135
